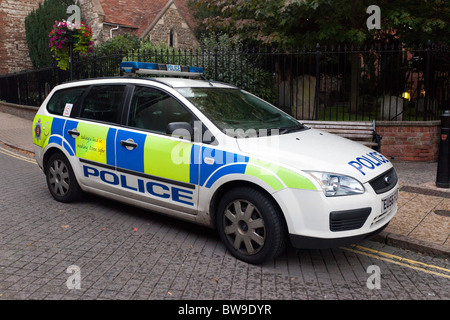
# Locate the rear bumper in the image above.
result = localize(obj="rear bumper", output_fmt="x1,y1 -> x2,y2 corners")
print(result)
289,221 -> 389,249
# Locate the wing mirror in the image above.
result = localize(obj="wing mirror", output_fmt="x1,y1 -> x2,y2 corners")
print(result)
166,122 -> 194,141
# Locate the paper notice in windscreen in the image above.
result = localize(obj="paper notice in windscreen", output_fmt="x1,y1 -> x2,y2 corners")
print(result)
63,103 -> 73,117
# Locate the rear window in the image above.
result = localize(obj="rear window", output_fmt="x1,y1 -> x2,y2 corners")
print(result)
47,87 -> 87,116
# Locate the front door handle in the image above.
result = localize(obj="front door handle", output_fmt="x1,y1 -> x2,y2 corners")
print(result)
67,129 -> 80,138
120,138 -> 138,150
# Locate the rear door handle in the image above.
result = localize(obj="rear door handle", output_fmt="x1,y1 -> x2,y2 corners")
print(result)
120,138 -> 138,150
67,129 -> 80,138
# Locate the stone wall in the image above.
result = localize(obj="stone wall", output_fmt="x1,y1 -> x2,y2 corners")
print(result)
78,0 -> 105,45
145,3 -> 199,48
0,101 -> 38,121
0,0 -> 44,75
102,24 -> 138,42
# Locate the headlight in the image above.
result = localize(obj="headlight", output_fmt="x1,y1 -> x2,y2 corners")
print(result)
306,171 -> 365,197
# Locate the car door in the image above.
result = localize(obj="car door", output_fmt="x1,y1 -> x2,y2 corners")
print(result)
70,84 -> 128,191
115,85 -> 200,214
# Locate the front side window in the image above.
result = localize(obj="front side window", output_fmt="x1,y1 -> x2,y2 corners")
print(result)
128,86 -> 193,134
80,85 -> 126,124
47,86 -> 87,116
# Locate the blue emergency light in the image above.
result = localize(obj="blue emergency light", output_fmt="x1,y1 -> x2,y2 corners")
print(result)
120,61 -> 204,77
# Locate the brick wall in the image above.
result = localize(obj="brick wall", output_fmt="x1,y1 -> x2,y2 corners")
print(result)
0,0 -> 44,75
376,121 -> 441,162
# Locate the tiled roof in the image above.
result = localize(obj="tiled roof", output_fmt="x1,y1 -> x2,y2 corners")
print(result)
99,0 -> 197,37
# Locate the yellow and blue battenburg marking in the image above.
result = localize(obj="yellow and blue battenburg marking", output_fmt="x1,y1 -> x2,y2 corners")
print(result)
33,116 -> 317,196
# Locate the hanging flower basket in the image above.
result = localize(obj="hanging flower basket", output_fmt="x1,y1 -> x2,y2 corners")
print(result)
48,20 -> 94,71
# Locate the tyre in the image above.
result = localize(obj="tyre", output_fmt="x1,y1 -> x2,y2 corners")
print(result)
216,187 -> 287,264
45,152 -> 81,203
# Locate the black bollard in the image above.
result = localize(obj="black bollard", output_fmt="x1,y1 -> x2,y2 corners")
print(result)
436,110 -> 450,188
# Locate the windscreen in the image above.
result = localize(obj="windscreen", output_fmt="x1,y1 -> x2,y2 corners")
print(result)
176,87 -> 303,137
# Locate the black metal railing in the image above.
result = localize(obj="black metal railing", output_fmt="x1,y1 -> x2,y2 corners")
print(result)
0,43 -> 448,121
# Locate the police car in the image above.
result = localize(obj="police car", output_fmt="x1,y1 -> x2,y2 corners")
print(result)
32,62 -> 398,264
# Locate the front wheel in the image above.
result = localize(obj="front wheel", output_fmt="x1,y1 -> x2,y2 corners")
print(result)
45,152 -> 81,203
216,187 -> 287,264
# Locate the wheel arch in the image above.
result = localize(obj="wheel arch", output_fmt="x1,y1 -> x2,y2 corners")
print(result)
42,146 -> 68,174
208,179 -> 288,232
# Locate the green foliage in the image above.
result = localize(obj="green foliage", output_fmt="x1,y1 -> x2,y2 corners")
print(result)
190,0 -> 450,47
110,33 -> 276,103
199,33 -> 277,103
93,34 -> 141,56
25,0 -> 78,68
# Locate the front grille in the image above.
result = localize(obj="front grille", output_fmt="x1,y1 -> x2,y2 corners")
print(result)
329,208 -> 372,232
369,168 -> 398,194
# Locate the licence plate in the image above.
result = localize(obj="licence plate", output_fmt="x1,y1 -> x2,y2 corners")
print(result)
381,188 -> 398,214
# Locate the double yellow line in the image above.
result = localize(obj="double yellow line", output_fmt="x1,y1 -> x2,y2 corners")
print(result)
341,244 -> 450,279
0,145 -> 36,164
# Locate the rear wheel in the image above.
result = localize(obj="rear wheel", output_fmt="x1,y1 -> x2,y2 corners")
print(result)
216,187 -> 287,264
45,152 -> 81,203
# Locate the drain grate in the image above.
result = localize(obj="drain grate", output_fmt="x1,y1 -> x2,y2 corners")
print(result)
433,210 -> 450,217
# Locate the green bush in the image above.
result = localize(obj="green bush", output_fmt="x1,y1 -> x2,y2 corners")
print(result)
93,34 -> 141,56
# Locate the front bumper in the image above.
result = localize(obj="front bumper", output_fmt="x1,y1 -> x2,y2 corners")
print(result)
272,182 -> 398,249
289,220 -> 389,249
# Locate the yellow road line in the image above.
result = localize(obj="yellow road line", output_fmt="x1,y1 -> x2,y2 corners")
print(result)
0,146 -> 36,164
340,245 -> 450,279
353,244 -> 450,274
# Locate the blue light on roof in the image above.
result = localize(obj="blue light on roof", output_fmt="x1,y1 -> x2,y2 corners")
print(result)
120,61 -> 204,77
120,62 -> 158,71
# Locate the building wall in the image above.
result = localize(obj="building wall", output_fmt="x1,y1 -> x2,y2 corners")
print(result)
0,0 -> 44,75
78,0 -> 106,45
102,24 -> 138,42
145,3 -> 199,48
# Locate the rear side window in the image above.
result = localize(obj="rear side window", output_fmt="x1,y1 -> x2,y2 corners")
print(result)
80,85 -> 126,124
47,87 -> 87,116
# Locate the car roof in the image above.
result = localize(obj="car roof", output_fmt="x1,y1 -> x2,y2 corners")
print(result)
152,77 -> 236,89
59,77 -> 237,90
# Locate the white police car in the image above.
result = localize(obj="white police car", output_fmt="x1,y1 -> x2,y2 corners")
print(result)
32,62 -> 398,264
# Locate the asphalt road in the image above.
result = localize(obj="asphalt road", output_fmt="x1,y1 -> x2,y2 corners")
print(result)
0,144 -> 449,303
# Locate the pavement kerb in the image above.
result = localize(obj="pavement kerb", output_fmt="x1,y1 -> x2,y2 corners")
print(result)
372,230 -> 450,259
0,136 -> 35,155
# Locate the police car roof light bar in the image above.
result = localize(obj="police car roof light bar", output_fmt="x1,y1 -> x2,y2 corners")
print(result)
120,61 -> 204,78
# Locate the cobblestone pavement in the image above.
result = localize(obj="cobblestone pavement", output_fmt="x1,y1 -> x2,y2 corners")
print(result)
0,147 -> 449,301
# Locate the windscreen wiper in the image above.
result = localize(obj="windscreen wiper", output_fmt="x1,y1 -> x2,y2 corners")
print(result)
279,124 -> 305,134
